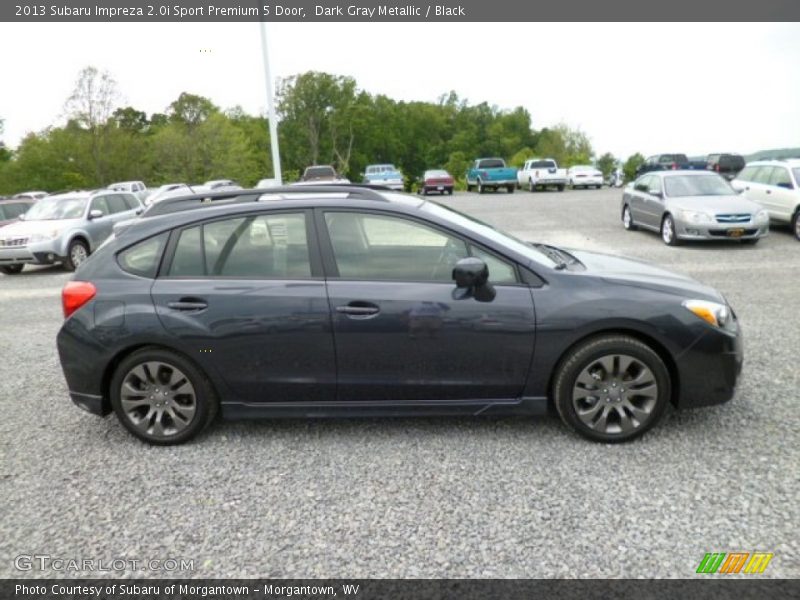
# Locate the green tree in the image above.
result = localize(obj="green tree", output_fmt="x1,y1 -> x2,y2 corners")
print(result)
623,152 -> 645,182
596,152 -> 617,178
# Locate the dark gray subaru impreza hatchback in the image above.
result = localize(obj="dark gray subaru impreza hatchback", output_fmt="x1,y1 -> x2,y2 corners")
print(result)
56,186 -> 743,445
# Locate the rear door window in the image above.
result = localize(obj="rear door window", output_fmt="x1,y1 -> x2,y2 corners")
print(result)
168,213 -> 312,278
769,167 -> 793,188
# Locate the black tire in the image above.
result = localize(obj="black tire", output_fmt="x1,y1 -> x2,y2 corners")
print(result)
558,185 -> 565,192
64,238 -> 90,271
622,204 -> 638,231
447,188 -> 453,195
507,185 -> 515,193
661,214 -> 681,246
553,335 -> 671,443
110,347 -> 218,445
478,180 -> 486,194
792,209 -> 800,241
466,183 -> 473,192
0,264 -> 24,275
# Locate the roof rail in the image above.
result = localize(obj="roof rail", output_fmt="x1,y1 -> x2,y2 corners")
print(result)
142,184 -> 392,217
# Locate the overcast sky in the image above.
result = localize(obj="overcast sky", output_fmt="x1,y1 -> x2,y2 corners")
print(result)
1,22 -> 798,159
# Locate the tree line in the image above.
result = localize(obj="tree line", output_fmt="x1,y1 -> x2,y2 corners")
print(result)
0,67 -> 645,194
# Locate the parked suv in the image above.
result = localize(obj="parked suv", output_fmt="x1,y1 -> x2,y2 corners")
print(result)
57,186 -> 742,445
0,190 -> 143,274
731,159 -> 800,240
706,153 -> 745,180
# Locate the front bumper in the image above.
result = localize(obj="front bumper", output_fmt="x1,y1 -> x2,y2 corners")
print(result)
674,321 -> 743,408
0,239 -> 64,265
675,219 -> 768,241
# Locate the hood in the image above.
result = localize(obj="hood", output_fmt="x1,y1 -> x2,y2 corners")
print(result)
569,248 -> 723,302
0,218 -> 81,237
669,195 -> 762,214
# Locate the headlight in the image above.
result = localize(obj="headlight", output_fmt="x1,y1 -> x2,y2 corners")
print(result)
679,210 -> 713,224
682,299 -> 731,328
28,230 -> 60,243
755,210 -> 769,223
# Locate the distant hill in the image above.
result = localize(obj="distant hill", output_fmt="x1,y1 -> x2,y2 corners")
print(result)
746,147 -> 800,161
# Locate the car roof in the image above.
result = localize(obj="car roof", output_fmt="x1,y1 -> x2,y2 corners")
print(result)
650,170 -> 720,178
118,186 -> 426,241
746,158 -> 800,167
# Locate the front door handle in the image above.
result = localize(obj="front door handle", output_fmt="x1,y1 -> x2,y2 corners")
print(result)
167,298 -> 208,311
335,301 -> 380,317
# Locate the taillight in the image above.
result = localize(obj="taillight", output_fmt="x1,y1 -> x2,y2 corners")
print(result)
715,164 -> 720,172
62,281 -> 97,318
672,163 -> 678,170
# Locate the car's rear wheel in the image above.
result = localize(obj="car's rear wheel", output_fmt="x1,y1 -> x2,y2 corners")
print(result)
622,205 -> 637,231
0,265 -> 24,275
553,335 -> 670,443
64,239 -> 89,271
477,180 -> 486,194
110,348 -> 218,445
507,185 -> 514,193
661,214 -> 680,246
557,185 -> 565,192
466,183 -> 473,192
792,209 -> 800,241
528,179 -> 536,192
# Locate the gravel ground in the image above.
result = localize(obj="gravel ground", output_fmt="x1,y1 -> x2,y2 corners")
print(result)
1,187 -> 798,579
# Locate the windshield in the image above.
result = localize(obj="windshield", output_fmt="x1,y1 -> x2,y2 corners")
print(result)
478,159 -> 505,169
529,160 -> 555,168
304,167 -> 336,179
664,174 -> 733,197
24,196 -> 87,220
420,200 -> 559,268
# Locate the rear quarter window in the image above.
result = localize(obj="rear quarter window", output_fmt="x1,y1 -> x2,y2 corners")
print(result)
117,233 -> 168,278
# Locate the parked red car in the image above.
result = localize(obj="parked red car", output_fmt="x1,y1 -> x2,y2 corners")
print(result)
418,170 -> 454,195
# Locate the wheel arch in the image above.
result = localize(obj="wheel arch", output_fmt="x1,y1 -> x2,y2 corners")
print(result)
546,327 -> 680,409
101,343 -> 222,413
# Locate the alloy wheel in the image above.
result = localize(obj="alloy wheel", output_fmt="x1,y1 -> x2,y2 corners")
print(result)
571,353 -> 659,435
119,361 -> 197,439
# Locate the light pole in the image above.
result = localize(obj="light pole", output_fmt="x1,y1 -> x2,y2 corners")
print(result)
259,21 -> 282,185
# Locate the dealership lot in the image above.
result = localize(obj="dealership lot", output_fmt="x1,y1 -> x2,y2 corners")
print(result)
1,187 -> 798,578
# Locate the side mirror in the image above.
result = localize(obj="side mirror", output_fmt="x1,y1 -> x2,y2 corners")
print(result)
452,257 -> 495,302
88,209 -> 104,219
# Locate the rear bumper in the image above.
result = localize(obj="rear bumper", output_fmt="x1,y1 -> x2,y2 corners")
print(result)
674,324 -> 743,408
533,179 -> 568,187
481,179 -> 516,187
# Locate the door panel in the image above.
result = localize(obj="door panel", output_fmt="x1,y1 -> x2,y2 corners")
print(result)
151,279 -> 335,403
327,281 -> 536,401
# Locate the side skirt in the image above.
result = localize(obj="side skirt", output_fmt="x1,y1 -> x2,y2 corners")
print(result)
221,396 -> 549,420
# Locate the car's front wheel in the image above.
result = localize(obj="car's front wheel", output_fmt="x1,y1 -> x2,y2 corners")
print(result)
0,264 -> 24,275
792,209 -> 800,241
64,239 -> 89,271
110,347 -> 218,445
661,214 -> 681,246
553,335 -> 671,443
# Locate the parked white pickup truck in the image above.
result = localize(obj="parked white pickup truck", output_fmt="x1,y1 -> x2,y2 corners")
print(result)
517,159 -> 568,192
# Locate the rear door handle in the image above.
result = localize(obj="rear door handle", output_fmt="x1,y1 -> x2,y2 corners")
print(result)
167,298 -> 208,311
335,301 -> 380,317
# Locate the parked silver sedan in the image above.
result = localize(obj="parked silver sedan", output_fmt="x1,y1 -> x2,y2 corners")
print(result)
0,190 -> 142,274
621,171 -> 769,246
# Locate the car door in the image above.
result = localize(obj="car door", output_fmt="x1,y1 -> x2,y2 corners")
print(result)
86,195 -> 115,247
318,209 -> 536,402
641,175 -> 665,228
150,210 -> 336,404
766,166 -> 796,222
628,175 -> 651,224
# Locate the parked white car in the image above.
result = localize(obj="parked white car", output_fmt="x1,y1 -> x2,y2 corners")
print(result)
731,159 -> 800,240
144,183 -> 193,206
568,165 -> 604,189
517,158 -> 567,192
108,181 -> 147,202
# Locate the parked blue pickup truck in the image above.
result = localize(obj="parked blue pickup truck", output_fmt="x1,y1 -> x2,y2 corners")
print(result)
466,158 -> 518,194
